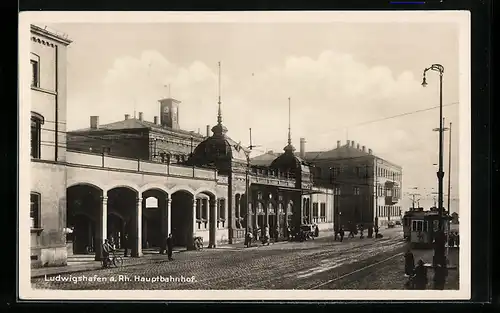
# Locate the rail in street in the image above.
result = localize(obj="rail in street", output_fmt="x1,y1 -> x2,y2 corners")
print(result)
32,228 -> 455,290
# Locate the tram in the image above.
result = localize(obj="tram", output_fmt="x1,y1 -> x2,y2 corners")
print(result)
402,208 -> 451,248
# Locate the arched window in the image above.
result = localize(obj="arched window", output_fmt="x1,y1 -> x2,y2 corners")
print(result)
31,112 -> 44,159
30,192 -> 41,228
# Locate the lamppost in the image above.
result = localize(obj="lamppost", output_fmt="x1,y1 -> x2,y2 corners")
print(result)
422,63 -> 446,267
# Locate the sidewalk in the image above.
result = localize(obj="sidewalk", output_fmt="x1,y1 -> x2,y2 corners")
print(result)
31,248 -> 184,279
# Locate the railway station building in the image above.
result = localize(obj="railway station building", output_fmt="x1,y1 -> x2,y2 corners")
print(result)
252,139 -> 403,231
29,26 -> 336,269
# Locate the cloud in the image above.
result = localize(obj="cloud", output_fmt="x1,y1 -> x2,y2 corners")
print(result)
68,49 -> 459,192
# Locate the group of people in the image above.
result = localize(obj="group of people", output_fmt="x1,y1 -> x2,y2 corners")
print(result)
404,249 -> 448,290
334,223 -> 380,242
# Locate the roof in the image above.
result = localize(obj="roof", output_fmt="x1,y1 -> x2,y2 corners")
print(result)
68,118 -> 206,139
31,24 -> 72,45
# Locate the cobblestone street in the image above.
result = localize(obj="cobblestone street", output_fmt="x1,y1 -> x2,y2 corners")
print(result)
30,228 -> 454,290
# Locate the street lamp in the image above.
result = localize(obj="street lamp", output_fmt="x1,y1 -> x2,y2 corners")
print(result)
422,63 -> 446,268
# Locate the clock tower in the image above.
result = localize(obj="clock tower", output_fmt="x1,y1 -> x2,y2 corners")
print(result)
158,98 -> 181,130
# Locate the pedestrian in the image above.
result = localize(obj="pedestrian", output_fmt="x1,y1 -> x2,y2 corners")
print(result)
274,226 -> 279,242
455,232 -> 460,248
433,262 -> 448,290
359,224 -> 364,239
264,225 -> 270,245
404,248 -> 415,276
339,227 -> 344,242
159,233 -> 167,254
123,233 -> 129,257
101,239 -> 114,268
166,233 -> 174,261
245,230 -> 253,248
374,226 -> 379,238
413,259 -> 428,290
314,224 -> 319,238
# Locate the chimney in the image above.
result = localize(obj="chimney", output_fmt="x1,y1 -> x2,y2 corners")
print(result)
138,112 -> 143,121
337,140 -> 341,148
357,143 -> 360,149
124,114 -> 130,120
351,140 -> 355,147
154,116 -> 159,125
346,140 -> 350,146
206,125 -> 210,137
299,137 -> 306,158
90,116 -> 99,129
362,145 -> 366,152
368,148 -> 373,155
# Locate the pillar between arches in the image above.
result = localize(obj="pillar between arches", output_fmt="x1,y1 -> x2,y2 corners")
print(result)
132,197 -> 143,257
95,196 -> 107,261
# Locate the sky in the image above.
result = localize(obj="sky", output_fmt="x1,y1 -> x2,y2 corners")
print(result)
48,19 -> 463,198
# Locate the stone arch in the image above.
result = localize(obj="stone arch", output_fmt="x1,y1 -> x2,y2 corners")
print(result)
67,181 -> 104,193
194,188 -> 217,198
66,184 -> 104,255
139,183 -> 168,195
168,185 -> 195,196
105,182 -> 140,194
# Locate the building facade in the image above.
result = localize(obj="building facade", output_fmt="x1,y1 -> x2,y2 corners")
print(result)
252,139 -> 402,231
67,98 -> 208,165
30,25 -> 72,267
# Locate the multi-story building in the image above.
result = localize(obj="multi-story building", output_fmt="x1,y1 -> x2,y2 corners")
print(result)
252,139 -> 403,231
67,98 -> 207,164
29,25 -> 72,267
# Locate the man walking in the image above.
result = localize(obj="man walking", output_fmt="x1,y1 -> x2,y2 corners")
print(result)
101,239 -> 114,268
166,233 -> 174,261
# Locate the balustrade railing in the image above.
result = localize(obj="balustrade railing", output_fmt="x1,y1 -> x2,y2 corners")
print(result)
66,150 -> 227,183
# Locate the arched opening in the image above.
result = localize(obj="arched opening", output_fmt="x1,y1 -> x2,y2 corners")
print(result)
171,190 -> 194,248
141,189 -> 168,249
67,184 -> 102,255
197,191 -> 217,248
107,187 -> 139,256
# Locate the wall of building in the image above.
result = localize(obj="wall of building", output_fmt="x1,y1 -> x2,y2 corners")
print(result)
310,187 -> 335,231
30,161 -> 67,268
373,158 -> 403,227
30,26 -> 71,268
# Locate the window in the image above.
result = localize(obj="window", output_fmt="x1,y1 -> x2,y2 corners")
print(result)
218,199 -> 226,220
30,192 -> 41,228
320,203 -> 326,222
334,187 -> 341,196
31,113 -> 44,159
312,203 -> 319,218
387,188 -> 392,197
353,187 -> 360,195
31,59 -> 40,87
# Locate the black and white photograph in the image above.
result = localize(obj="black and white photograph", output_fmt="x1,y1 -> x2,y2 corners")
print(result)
19,11 -> 470,300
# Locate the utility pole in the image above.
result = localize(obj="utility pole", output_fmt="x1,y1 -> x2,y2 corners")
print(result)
408,192 -> 420,209
447,122 -> 452,215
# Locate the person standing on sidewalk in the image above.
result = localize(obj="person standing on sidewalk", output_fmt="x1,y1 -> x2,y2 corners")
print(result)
339,226 -> 344,242
166,233 -> 174,261
404,249 -> 415,276
413,259 -> 428,289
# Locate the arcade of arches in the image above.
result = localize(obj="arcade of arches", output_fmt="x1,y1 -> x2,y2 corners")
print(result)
66,184 -> 225,260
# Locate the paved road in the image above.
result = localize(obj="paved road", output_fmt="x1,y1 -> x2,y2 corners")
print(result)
32,228 -> 408,290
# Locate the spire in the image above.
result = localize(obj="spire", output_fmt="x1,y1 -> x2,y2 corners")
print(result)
217,61 -> 222,124
211,61 -> 227,137
283,96 -> 295,154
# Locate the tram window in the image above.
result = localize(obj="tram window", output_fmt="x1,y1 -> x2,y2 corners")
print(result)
412,221 -> 417,231
417,221 -> 423,232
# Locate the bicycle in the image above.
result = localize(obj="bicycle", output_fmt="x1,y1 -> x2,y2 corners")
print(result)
194,236 -> 204,250
103,250 -> 123,268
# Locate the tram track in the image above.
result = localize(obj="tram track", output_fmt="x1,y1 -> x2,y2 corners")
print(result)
179,237 -> 405,290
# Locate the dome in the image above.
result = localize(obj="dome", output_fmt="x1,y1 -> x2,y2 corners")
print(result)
270,143 -> 311,176
188,132 -> 249,172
